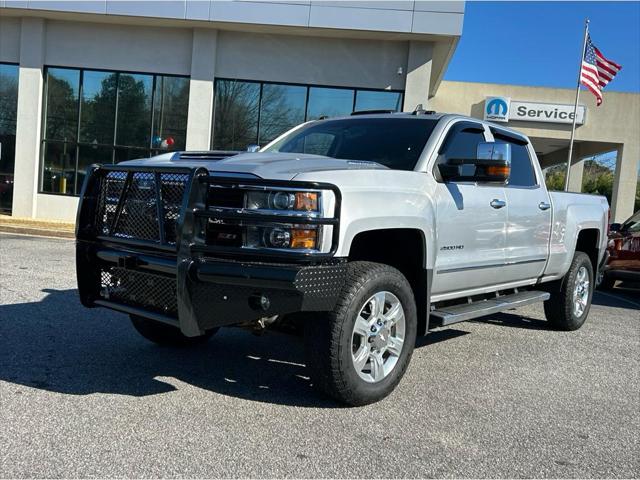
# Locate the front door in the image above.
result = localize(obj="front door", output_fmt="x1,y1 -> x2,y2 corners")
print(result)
430,121 -> 508,298
491,128 -> 552,283
0,64 -> 19,214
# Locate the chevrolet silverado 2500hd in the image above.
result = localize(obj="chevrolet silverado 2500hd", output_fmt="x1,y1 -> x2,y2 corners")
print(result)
76,112 -> 609,405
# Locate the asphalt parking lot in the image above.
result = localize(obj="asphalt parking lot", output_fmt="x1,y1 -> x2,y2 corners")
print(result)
0,233 -> 638,478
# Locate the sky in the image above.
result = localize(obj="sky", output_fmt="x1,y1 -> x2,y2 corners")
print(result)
445,1 -> 640,93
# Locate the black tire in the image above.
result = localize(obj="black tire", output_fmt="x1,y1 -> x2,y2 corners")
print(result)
130,315 -> 218,347
596,271 -> 616,291
304,261 -> 417,406
544,252 -> 594,331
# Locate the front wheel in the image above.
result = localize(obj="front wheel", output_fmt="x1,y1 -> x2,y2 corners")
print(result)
130,315 -> 218,347
305,262 -> 417,406
544,252 -> 594,331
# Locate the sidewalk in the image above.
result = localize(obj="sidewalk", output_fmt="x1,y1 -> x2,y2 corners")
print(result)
0,215 -> 75,239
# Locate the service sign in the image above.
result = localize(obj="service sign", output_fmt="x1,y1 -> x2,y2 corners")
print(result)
510,100 -> 586,125
484,97 -> 586,125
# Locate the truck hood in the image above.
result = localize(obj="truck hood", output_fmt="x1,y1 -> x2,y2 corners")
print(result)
118,152 -> 388,181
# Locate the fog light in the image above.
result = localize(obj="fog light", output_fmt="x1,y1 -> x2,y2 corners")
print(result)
264,227 -> 291,248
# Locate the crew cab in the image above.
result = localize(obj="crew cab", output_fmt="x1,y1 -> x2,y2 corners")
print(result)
76,112 -> 609,405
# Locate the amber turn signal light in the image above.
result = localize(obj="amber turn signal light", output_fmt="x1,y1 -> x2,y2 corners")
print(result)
290,228 -> 317,249
486,165 -> 511,178
294,192 -> 318,211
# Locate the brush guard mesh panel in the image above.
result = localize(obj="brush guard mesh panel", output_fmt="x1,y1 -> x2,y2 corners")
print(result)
100,266 -> 178,317
94,170 -> 190,246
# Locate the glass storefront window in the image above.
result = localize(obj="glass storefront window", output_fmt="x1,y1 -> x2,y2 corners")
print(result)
115,73 -> 153,148
306,87 -> 354,121
355,90 -> 403,112
152,76 -> 189,151
41,141 -> 76,195
212,80 -> 260,151
80,70 -> 117,145
258,84 -> 306,145
212,79 -> 403,150
0,63 -> 19,213
45,68 -> 80,142
41,67 -> 189,196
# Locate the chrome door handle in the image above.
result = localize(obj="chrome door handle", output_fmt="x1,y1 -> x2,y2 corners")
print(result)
538,202 -> 551,211
490,199 -> 506,209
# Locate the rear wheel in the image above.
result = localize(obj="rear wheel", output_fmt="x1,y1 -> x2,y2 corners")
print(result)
544,252 -> 594,331
305,262 -> 417,406
130,315 -> 218,347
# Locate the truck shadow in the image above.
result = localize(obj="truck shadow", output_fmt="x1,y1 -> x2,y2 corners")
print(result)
0,288 -> 338,407
0,288 -> 466,408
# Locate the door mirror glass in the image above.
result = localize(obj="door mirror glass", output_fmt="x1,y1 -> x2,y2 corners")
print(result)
246,144 -> 260,153
438,142 -> 511,184
609,223 -> 622,232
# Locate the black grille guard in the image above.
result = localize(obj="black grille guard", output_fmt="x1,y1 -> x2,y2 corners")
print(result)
76,163 -> 343,336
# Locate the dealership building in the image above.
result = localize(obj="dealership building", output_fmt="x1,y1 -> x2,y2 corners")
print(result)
1,1 -> 638,223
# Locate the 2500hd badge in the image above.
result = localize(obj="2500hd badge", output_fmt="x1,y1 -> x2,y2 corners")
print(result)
76,111 -> 608,405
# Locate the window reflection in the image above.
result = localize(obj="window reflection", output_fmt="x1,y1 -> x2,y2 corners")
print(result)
80,70 -> 116,144
152,76 -> 189,151
41,67 -> 189,196
306,87 -> 354,120
259,84 -> 306,145
45,68 -> 80,142
355,90 -> 402,112
116,73 -> 153,148
0,63 -> 19,213
42,141 -> 76,195
213,80 -> 260,150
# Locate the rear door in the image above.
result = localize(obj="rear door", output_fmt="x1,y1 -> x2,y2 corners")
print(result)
431,121 -> 508,297
491,128 -> 552,283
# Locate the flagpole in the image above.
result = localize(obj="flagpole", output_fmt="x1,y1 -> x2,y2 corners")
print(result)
564,19 -> 590,191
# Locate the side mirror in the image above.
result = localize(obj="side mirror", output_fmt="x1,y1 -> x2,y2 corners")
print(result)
438,142 -> 511,184
609,223 -> 622,233
246,144 -> 260,153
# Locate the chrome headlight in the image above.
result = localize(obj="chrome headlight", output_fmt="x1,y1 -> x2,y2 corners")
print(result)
244,189 -> 334,252
245,190 -> 319,213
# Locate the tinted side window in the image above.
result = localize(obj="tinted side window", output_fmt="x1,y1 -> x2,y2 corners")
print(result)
438,123 -> 486,165
493,131 -> 537,187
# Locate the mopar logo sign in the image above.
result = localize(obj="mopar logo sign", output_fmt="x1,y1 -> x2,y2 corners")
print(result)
484,96 -> 511,122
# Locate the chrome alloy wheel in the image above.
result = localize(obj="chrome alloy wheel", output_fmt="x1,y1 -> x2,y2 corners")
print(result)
351,291 -> 406,383
573,266 -> 590,317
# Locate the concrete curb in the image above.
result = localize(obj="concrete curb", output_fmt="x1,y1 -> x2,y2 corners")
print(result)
0,216 -> 75,239
0,224 -> 75,239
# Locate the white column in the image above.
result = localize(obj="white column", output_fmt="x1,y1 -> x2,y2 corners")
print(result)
185,28 -> 217,151
611,143 -> 639,223
11,18 -> 45,218
402,41 -> 433,112
567,160 -> 584,193
566,143 -> 584,193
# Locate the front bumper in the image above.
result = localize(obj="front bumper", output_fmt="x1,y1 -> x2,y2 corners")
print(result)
75,164 -> 344,336
77,243 -> 347,335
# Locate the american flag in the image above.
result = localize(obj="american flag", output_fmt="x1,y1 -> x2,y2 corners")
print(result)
580,34 -> 622,106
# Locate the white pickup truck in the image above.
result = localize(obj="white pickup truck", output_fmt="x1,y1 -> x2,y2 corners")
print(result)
76,111 -> 609,405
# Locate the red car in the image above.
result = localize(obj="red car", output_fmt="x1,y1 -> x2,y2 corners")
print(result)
598,210 -> 640,290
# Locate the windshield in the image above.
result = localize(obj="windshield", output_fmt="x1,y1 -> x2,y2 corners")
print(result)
263,117 -> 438,171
